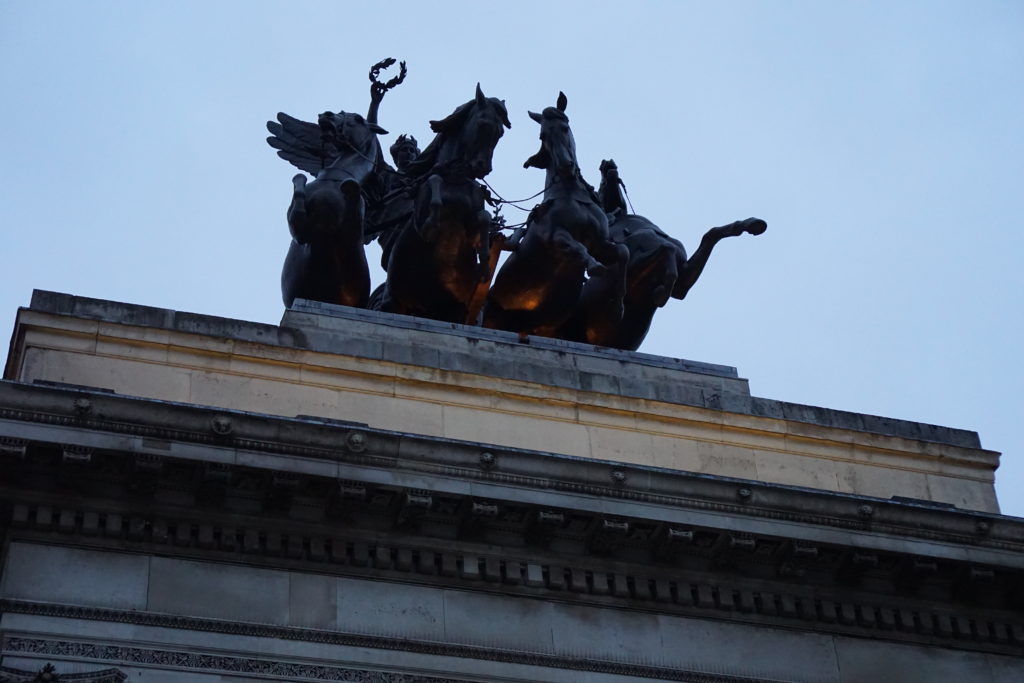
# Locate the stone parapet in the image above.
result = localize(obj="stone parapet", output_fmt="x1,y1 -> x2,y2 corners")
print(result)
3,290 -> 999,510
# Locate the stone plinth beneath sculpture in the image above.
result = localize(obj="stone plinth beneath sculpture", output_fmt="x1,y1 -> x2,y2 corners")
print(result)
1,291 -> 1020,682
5,290 -> 1000,512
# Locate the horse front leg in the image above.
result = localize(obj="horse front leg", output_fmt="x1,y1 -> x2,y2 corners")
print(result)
474,209 -> 493,280
553,229 -> 604,276
339,179 -> 364,235
287,174 -> 312,243
673,217 -> 767,300
600,243 -> 631,323
420,174 -> 444,241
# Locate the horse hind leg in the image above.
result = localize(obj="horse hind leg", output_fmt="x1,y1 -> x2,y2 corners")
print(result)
673,217 -> 767,300
717,217 -> 767,238
337,179 -> 371,308
648,244 -> 679,308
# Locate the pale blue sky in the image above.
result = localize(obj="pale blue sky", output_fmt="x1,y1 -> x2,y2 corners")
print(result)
2,1 -> 1022,514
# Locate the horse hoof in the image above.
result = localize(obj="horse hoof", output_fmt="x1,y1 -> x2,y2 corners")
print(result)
744,218 -> 767,235
652,284 -> 670,308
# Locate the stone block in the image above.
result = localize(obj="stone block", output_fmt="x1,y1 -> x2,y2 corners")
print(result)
35,506 -> 53,527
335,576 -> 444,640
551,602 -> 662,663
568,567 -> 587,592
289,572 -> 336,629
1,543 -> 149,609
926,473 -> 999,513
148,556 -> 289,624
833,636 -> 996,683
585,424 -> 654,466
483,556 -> 501,582
653,613 -> 840,682
442,404 -> 590,459
442,589 -> 557,651
10,504 -> 29,527
577,370 -> 620,395
460,555 -> 481,580
754,448 -> 840,492
547,565 -> 566,590
22,349 -> 191,402
695,584 -> 715,608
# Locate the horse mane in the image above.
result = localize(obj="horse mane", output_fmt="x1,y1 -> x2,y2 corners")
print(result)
405,97 -> 510,179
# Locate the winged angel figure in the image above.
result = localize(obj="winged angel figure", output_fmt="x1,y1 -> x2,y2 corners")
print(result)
266,59 -> 406,308
266,109 -> 388,309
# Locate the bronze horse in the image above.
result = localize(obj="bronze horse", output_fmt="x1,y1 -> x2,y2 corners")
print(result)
267,110 -> 388,308
555,159 -> 766,350
484,92 -> 626,339
372,85 -> 511,324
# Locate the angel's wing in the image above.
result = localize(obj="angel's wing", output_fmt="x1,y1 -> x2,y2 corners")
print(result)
266,112 -> 334,176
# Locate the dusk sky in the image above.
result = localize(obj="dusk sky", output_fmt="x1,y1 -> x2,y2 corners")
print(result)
2,2 -> 1022,514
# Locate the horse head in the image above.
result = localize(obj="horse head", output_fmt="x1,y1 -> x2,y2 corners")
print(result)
525,92 -> 577,179
316,111 -> 388,172
408,85 -> 510,179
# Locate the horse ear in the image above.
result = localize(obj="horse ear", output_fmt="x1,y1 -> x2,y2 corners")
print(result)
476,83 -> 486,105
500,100 -> 511,128
528,110 -> 543,124
369,123 -> 389,135
556,91 -> 567,112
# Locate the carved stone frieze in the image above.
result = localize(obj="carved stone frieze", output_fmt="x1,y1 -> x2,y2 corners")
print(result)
0,633 -> 790,683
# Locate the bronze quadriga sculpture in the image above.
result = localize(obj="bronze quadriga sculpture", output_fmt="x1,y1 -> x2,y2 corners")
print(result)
376,84 -> 510,324
484,92 -> 629,340
267,62 -> 766,351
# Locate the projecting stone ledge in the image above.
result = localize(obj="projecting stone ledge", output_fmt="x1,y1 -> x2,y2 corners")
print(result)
13,291 -> 980,449
4,290 -> 1000,510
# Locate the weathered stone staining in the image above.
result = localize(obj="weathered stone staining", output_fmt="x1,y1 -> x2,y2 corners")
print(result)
267,61 -> 765,350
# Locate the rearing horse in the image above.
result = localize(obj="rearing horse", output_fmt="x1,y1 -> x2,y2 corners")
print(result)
377,85 -> 510,324
556,159 -> 766,350
484,92 -> 626,339
267,110 -> 388,309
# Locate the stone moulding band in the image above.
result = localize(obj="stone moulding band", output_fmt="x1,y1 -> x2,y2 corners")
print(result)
0,388 -> 1010,553
1,631 -> 781,683
5,488 -> 1024,655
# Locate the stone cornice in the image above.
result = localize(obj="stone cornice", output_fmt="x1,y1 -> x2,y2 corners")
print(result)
1,381 -> 1022,657
0,380 -> 1016,554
